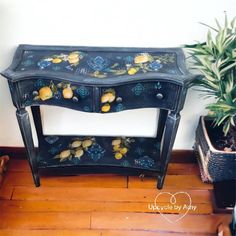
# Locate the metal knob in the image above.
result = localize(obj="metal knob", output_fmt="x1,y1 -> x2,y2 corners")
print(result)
156,93 -> 164,100
116,97 -> 123,103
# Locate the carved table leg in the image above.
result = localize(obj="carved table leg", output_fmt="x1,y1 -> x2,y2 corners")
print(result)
157,111 -> 180,189
16,108 -> 40,187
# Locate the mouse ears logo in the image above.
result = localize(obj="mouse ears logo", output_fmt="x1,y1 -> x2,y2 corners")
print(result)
148,191 -> 197,223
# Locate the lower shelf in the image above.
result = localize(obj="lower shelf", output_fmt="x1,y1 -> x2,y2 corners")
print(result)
38,135 -> 161,172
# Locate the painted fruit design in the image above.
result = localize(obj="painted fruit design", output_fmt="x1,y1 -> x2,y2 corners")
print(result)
33,81 -> 79,102
67,52 -> 80,65
62,85 -> 73,99
38,86 -> 53,101
101,103 -> 111,112
54,137 -> 94,162
34,50 -> 175,77
134,53 -> 150,64
111,137 -> 134,160
101,89 -> 116,113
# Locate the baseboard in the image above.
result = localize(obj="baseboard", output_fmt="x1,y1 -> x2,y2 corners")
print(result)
0,146 -> 196,163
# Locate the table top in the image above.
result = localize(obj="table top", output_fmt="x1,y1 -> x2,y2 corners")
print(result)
1,45 -> 195,85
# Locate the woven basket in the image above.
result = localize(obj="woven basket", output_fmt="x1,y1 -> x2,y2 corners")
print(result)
194,116 -> 236,183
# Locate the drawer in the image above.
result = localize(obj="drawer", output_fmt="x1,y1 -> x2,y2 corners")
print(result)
100,81 -> 180,113
17,79 -> 93,112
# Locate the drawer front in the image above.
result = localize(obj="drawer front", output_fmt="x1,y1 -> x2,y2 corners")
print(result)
17,79 -> 93,112
100,81 -> 180,113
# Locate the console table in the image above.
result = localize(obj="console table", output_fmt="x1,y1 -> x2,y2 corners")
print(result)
1,45 -> 196,189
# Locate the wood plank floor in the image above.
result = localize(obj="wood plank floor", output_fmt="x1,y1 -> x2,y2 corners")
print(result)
0,157 -> 231,236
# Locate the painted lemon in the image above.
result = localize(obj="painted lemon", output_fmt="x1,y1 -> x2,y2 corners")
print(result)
115,152 -> 123,160
101,93 -> 110,103
71,140 -> 82,148
82,139 -> 93,148
52,58 -> 62,64
112,139 -> 121,146
68,52 -> 79,60
101,103 -> 111,112
59,150 -> 71,159
68,57 -> 79,64
113,145 -> 120,151
120,147 -> 128,155
107,92 -> 116,103
68,53 -> 79,64
39,86 -> 53,101
101,92 -> 116,103
128,67 -> 138,75
75,149 -> 84,159
134,54 -> 150,64
63,86 -> 73,99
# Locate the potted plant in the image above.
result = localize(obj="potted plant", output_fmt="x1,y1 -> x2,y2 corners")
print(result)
186,14 -> 236,182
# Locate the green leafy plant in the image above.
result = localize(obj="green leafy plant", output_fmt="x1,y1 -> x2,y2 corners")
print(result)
186,14 -> 236,137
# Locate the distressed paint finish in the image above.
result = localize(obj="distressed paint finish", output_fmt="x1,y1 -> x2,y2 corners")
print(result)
1,45 -> 197,189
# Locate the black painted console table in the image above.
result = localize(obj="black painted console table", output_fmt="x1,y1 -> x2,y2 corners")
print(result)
1,45 -> 196,189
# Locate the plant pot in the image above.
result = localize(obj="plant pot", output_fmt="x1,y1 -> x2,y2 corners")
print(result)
212,180 -> 236,213
194,116 -> 236,182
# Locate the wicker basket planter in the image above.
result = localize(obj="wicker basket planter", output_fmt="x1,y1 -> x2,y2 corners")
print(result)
194,116 -> 236,183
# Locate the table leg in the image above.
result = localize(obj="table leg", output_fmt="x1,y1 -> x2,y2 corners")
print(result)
16,108 -> 40,187
31,106 -> 43,145
156,109 -> 168,142
157,111 -> 180,189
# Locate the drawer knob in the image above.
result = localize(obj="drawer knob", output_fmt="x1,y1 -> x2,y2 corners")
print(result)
156,93 -> 164,100
116,97 -> 123,103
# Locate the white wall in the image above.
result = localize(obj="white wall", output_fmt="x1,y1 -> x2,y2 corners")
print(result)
0,0 -> 235,148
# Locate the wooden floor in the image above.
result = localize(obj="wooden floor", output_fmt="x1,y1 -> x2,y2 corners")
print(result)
0,155 -> 231,236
